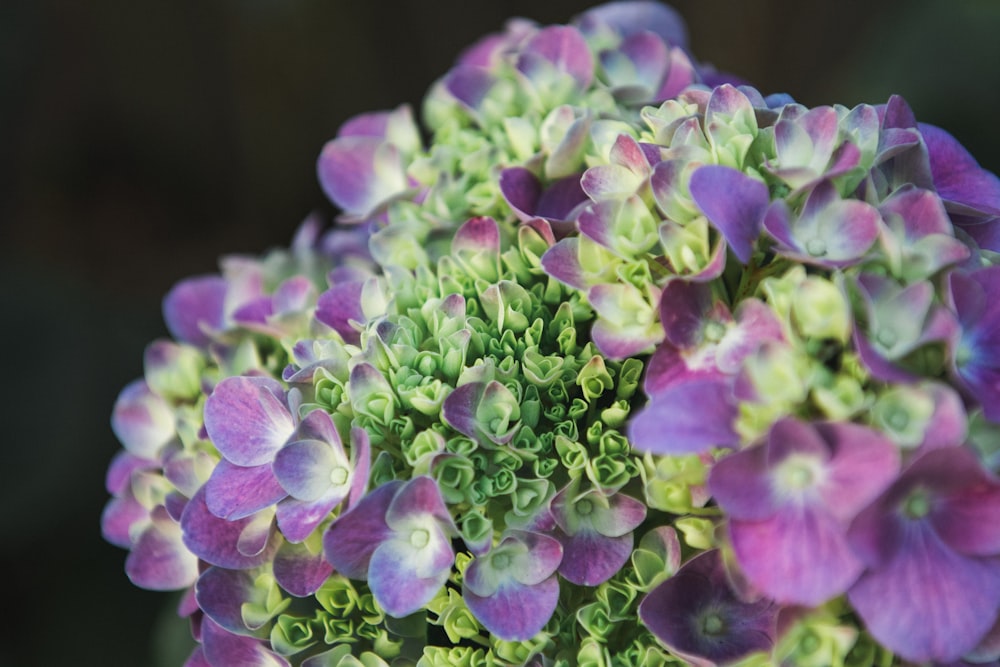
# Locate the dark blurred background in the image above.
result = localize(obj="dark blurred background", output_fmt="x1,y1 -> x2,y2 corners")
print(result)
2,1 -> 999,665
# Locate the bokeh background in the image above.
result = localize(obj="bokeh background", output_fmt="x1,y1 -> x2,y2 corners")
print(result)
3,1 -> 999,665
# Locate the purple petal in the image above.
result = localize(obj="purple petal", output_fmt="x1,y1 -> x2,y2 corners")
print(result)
205,459 -> 286,520
518,26 -> 593,90
441,381 -> 487,441
111,380 -> 175,460
445,65 -> 496,110
728,509 -> 863,607
231,296 -> 273,328
557,529 -> 633,586
275,494 -> 340,544
848,524 -> 1000,663
464,575 -> 560,641
272,539 -> 334,597
322,480 -> 400,579
337,110 -> 391,139
576,1 -> 688,48
540,238 -> 589,290
201,617 -> 290,667
689,165 -> 769,264
812,421 -> 901,522
657,46 -> 696,100
101,492 -> 148,548
163,275 -> 228,346
658,279 -> 715,348
453,215 -> 500,256
316,136 -> 407,219
196,566 -> 263,636
273,439 -> 348,502
536,173 -> 589,223
105,450 -> 154,495
315,281 -> 365,346
508,531 -> 564,586
126,506 -> 199,590
708,446 -> 780,522
921,122 -> 1000,216
368,536 -> 452,616
204,376 -> 293,467
386,475 -> 453,530
879,184 -> 954,237
629,378 -> 740,454
590,492 -> 647,538
181,487 -> 279,569
499,167 -> 542,222
348,427 -> 371,508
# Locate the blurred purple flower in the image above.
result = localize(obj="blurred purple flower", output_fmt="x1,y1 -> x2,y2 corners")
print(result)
848,447 -> 1000,663
709,418 -> 899,606
639,549 -> 779,666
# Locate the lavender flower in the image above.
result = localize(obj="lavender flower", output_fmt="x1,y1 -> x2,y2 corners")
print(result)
101,2 -> 1000,665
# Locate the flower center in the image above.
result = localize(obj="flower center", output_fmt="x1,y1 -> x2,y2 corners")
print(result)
700,612 -> 726,637
409,528 -> 430,548
775,455 -> 820,494
329,466 -> 349,486
903,489 -> 931,519
491,552 -> 511,570
703,320 -> 727,343
885,405 -> 909,432
576,498 -> 594,516
875,328 -> 897,350
805,238 -> 827,257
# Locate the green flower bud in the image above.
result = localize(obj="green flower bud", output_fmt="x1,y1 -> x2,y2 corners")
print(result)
659,217 -> 712,272
553,418 -> 579,443
871,385 -> 935,448
775,611 -> 859,667
792,275 -> 851,343
616,358 -> 644,400
314,367 -> 347,413
577,602 -> 614,640
587,452 -> 633,491
369,451 -> 398,487
271,614 -> 319,656
446,435 -> 478,457
600,400 -> 630,429
241,571 -> 291,631
316,575 -> 359,615
320,614 -> 357,646
577,637 -> 611,667
599,429 -> 629,456
585,420 -> 604,447
675,516 -> 717,550
595,579 -> 638,621
355,592 -> 384,626
555,435 -> 589,474
522,346 -> 566,387
404,429 -> 447,469
418,646 -> 490,667
641,453 -> 708,515
508,477 -> 554,521
436,590 -> 482,644
480,280 -> 533,333
432,453 -> 477,504
811,371 -> 869,420
577,355 -> 615,401
532,456 -> 559,479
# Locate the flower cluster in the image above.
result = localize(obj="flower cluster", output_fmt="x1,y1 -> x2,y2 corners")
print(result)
103,2 -> 1000,665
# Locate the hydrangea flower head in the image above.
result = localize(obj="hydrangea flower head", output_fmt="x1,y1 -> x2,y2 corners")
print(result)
102,2 -> 1000,665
